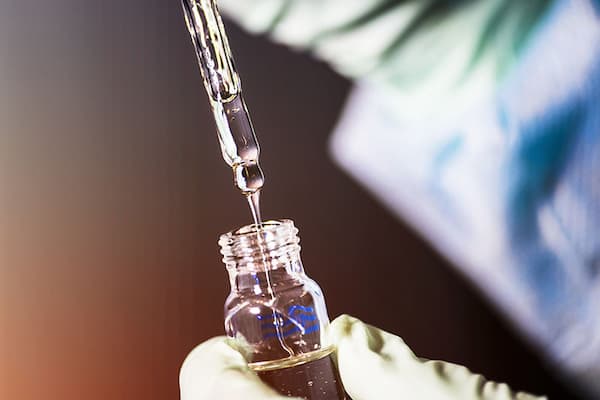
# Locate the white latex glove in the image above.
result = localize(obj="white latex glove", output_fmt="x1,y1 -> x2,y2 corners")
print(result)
180,315 -> 545,400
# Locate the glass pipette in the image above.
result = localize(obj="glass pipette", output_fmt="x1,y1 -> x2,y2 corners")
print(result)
181,0 -> 264,225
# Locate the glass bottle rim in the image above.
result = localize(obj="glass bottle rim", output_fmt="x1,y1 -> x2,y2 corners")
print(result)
219,219 -> 301,271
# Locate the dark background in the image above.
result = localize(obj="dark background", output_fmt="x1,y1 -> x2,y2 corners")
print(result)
0,1 -> 580,398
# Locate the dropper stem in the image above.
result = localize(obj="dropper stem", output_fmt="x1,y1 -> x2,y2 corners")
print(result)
181,0 -> 265,224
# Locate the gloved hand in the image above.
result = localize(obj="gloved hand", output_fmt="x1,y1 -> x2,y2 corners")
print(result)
218,0 -> 548,115
180,315 -> 544,400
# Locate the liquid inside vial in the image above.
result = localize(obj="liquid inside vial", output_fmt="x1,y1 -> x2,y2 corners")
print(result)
225,267 -> 347,400
251,349 -> 347,400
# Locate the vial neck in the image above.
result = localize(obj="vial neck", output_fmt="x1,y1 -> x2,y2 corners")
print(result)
227,255 -> 305,293
219,220 -> 305,293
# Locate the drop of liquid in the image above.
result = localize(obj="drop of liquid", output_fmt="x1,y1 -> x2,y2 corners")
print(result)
233,160 -> 264,194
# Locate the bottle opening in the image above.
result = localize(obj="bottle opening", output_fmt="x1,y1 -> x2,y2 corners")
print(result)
232,220 -> 283,236
219,219 -> 301,271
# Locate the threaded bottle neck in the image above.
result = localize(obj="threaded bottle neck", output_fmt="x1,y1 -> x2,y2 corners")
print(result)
219,219 -> 302,273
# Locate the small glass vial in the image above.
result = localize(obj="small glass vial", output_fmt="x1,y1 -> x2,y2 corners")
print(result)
219,220 -> 347,400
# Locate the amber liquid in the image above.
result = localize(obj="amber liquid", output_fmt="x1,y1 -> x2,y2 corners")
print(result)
251,349 -> 347,400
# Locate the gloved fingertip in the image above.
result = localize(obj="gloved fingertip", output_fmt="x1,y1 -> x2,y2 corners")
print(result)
179,336 -> 249,395
330,314 -> 414,359
329,314 -> 361,337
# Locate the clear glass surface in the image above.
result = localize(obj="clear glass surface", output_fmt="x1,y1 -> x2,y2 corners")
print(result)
219,220 -> 347,399
181,0 -> 265,197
